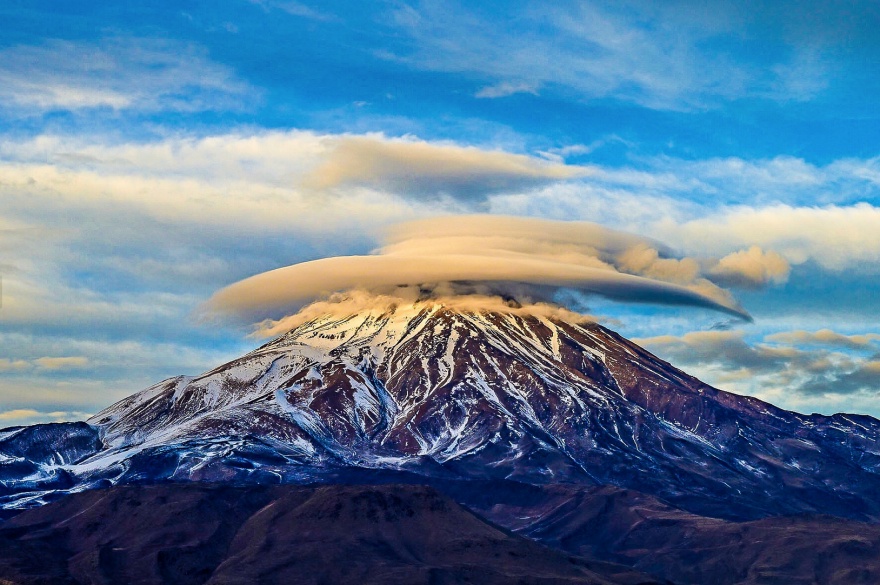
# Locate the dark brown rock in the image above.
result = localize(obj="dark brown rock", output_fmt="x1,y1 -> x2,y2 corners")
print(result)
0,483 -> 663,585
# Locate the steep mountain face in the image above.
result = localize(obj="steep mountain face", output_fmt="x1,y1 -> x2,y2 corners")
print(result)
3,302 -> 880,523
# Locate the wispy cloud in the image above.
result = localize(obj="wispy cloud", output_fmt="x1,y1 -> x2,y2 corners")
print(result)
0,0 -> 875,426
0,37 -> 255,113
32,356 -> 89,370
636,330 -> 813,374
475,81 -> 540,99
382,0 -> 832,110
0,355 -> 88,372
766,329 -> 880,349
490,155 -> 880,273
0,408 -> 93,426
585,154 -> 880,207
247,0 -> 338,21
0,359 -> 31,372
0,331 -> 245,424
3,128 -> 880,419
635,327 -> 880,414
536,140 -> 620,163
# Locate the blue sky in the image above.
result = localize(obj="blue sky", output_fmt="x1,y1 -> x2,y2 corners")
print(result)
2,0 -> 880,424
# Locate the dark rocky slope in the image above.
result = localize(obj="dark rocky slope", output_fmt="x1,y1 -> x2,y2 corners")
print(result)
3,480 -> 880,585
474,483 -> 880,585
0,483 -> 661,585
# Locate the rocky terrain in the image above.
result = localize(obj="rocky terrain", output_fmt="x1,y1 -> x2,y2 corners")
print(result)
0,483 -> 667,585
2,300 -> 879,583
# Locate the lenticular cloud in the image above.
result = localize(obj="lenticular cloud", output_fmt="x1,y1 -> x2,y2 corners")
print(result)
205,215 -> 755,323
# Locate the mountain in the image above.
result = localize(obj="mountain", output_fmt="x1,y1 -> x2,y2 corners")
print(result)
4,300 -> 880,584
3,301 -> 880,523
6,482 -> 880,585
475,483 -> 880,585
0,483 -> 664,585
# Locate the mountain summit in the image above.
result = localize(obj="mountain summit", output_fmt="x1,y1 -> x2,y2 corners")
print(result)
3,300 -> 880,522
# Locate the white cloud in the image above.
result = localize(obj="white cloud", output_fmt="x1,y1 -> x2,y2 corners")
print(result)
0,37 -> 254,113
0,356 -> 89,372
0,408 -> 92,426
0,332 -> 247,422
0,131 -> 584,239
3,128 -> 880,422
247,0 -> 337,21
634,327 -> 880,416
488,154 -> 880,273
252,290 -> 599,338
300,134 -> 586,199
708,246 -> 791,288
384,0 -> 830,110
475,81 -> 540,99
33,356 -> 89,370
205,215 -> 752,323
0,408 -> 42,421
666,203 -> 880,270
0,359 -> 30,372
766,329 -> 880,349
536,140 -> 616,163
3,131 -> 588,402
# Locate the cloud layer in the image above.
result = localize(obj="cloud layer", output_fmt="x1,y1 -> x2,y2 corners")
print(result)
386,0 -> 839,110
0,37 -> 254,112
302,135 -> 585,200
1,128 -> 877,420
1,0 -> 878,426
0,356 -> 88,372
635,327 -> 880,414
251,289 -> 600,339
205,215 -> 764,324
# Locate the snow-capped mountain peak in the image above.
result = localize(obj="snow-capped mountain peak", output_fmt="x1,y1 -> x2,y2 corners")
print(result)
3,298 -> 880,522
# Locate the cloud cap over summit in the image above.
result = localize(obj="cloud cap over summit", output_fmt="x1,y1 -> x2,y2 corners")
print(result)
205,215 -> 762,323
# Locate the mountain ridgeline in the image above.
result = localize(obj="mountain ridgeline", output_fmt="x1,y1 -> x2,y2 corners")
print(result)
2,302 -> 880,584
